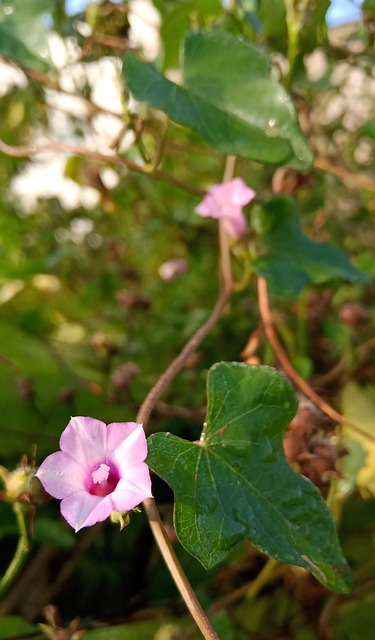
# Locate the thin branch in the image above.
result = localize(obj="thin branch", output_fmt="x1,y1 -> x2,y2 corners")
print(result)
0,138 -> 205,198
314,156 -> 375,192
137,287 -> 231,429
143,499 -> 219,640
1,57 -> 125,121
257,277 -> 375,442
314,335 -> 375,386
85,33 -> 131,51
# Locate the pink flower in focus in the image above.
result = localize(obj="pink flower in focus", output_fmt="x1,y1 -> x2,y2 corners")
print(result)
195,178 -> 256,239
36,417 -> 152,532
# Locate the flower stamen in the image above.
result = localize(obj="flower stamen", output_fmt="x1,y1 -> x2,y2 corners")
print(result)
92,463 -> 110,484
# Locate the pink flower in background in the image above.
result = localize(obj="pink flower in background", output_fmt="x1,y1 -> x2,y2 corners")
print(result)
36,417 -> 152,532
159,258 -> 188,282
195,178 -> 256,239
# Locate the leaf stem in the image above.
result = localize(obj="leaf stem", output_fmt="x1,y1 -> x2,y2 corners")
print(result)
0,503 -> 30,599
257,276 -> 375,442
246,558 -> 280,599
218,155 -> 237,294
284,0 -> 302,88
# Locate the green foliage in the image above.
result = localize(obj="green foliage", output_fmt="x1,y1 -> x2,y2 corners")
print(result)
0,0 -> 52,71
81,620 -> 163,640
34,516 -> 75,548
157,0 -> 224,70
148,362 -> 351,592
0,0 -> 374,636
123,30 -> 313,168
252,196 -> 369,298
0,616 -> 38,639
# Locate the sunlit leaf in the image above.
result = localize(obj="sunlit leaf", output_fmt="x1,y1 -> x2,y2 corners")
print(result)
341,382 -> 375,496
123,30 -> 313,168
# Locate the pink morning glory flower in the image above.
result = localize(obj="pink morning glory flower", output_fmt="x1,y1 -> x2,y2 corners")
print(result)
36,417 -> 152,532
195,178 -> 256,239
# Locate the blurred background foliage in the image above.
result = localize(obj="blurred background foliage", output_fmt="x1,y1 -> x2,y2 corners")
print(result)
0,0 -> 375,638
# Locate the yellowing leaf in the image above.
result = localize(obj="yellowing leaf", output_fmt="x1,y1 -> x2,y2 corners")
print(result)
341,382 -> 375,496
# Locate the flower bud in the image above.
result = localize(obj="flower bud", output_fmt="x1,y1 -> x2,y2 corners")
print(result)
0,464 -> 49,506
110,510 -> 130,530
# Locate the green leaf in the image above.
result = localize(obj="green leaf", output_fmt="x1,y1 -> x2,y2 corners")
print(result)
84,620 -> 168,640
123,30 -> 313,168
257,0 -> 287,46
34,517 -> 75,549
360,121 -> 375,139
252,196 -> 369,298
363,0 -> 375,18
0,616 -> 38,639
157,0 -> 224,71
341,382 -> 375,496
0,0 -> 52,71
147,362 -> 351,593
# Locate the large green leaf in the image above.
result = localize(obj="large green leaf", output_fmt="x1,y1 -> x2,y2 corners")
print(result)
0,0 -> 52,71
147,362 -> 351,593
252,196 -> 369,298
123,30 -> 313,168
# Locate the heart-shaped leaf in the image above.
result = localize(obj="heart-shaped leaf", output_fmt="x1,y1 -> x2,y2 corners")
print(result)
147,362 -> 351,593
123,30 -> 313,169
252,196 -> 369,298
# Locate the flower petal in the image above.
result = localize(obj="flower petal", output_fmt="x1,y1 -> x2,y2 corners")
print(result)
36,451 -> 86,498
60,492 -> 112,532
111,464 -> 153,511
112,423 -> 148,466
223,209 -> 248,238
230,178 -> 256,206
106,421 -> 142,455
195,192 -> 220,218
195,178 -> 256,238
59,416 -> 107,466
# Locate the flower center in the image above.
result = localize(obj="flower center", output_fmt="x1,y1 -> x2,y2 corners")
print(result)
87,462 -> 120,497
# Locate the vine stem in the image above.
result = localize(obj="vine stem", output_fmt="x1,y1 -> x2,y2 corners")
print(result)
137,153 -> 237,429
0,138 -> 205,198
257,276 -> 375,442
136,156 -> 238,640
136,292 -> 230,640
314,156 -> 375,193
218,155 -> 236,294
0,504 -> 30,598
137,288 -> 231,429
143,499 -> 219,640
